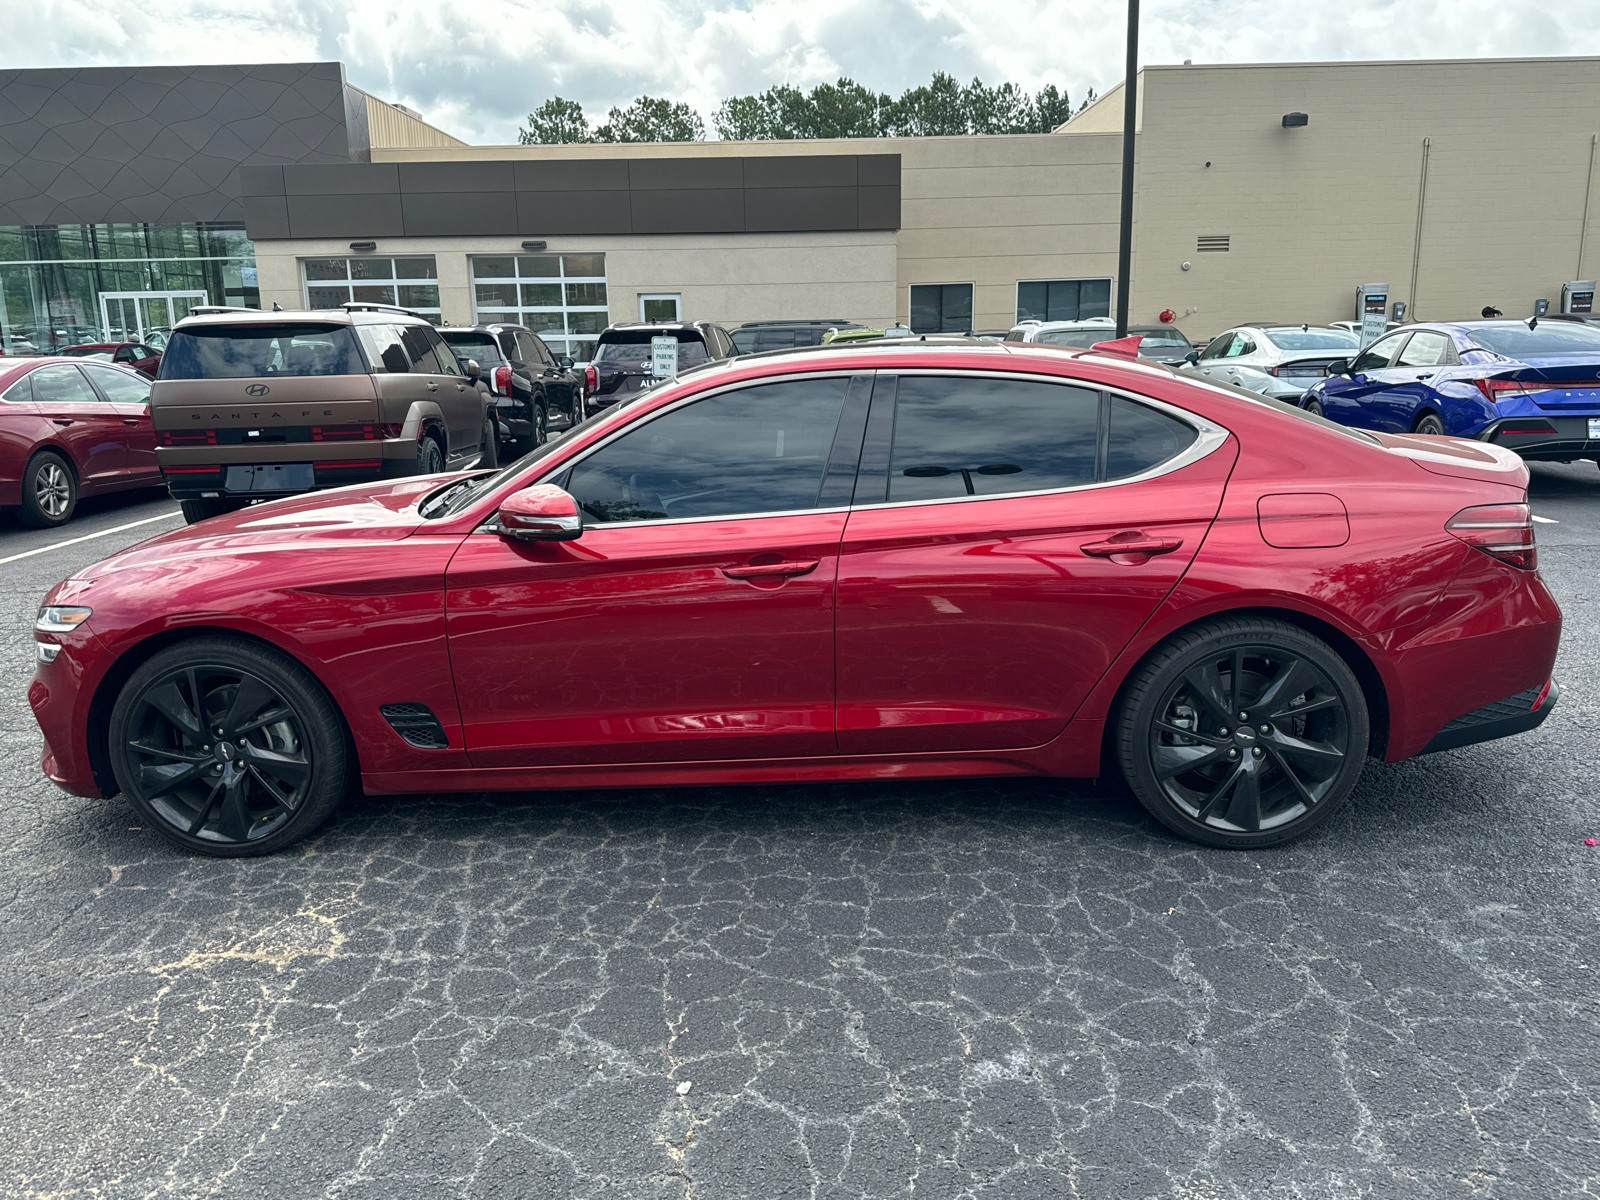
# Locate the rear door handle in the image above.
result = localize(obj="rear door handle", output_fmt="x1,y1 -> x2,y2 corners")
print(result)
1080,535 -> 1184,557
427,382 -> 439,391
722,559 -> 820,579
52,418 -> 74,426
123,418 -> 142,426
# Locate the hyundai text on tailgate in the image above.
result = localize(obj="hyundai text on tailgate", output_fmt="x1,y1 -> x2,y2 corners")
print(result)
152,303 -> 495,523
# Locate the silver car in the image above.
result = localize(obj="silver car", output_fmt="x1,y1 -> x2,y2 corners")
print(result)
1190,323 -> 1362,400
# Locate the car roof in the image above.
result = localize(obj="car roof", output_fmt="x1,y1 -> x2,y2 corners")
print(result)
172,305 -> 433,331
737,319 -> 860,328
1018,318 -> 1116,331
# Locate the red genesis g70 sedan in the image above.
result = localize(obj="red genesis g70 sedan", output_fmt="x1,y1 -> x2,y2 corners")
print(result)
28,338 -> 1560,857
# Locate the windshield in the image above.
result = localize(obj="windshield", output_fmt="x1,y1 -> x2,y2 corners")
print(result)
440,331 -> 505,364
1467,322 -> 1600,358
159,324 -> 366,379
595,336 -> 710,368
1129,329 -> 1191,349
1033,329 -> 1106,349
1265,328 -> 1360,351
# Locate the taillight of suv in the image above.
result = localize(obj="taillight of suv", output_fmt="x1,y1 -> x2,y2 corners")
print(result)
494,365 -> 512,396
584,365 -> 598,397
1446,502 -> 1536,569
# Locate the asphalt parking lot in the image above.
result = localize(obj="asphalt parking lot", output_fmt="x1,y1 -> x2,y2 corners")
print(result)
2,465 -> 1598,1200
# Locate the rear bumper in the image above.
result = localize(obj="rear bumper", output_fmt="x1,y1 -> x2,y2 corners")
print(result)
157,437 -> 415,498
1479,416 -> 1600,460
1421,679 -> 1558,754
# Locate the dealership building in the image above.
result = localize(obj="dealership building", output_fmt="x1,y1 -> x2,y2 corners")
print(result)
3,55 -> 1599,358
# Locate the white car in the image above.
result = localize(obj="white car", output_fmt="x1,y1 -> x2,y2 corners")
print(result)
1190,323 -> 1362,400
1005,318 -> 1196,364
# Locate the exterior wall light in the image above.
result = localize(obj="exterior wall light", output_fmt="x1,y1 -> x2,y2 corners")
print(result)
1282,112 -> 1309,128
522,240 -> 547,251
349,240 -> 377,251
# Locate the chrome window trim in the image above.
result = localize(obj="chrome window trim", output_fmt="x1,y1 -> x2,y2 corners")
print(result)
514,365 -> 1231,530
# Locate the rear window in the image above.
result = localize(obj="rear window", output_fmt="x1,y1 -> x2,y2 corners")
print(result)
1129,329 -> 1191,349
59,346 -> 113,359
1467,322 -> 1600,357
1033,329 -> 1105,349
440,331 -> 505,364
595,333 -> 710,367
158,324 -> 366,380
1264,328 -> 1360,351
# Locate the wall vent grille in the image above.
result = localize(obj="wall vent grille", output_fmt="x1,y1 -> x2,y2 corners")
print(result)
1197,234 -> 1231,253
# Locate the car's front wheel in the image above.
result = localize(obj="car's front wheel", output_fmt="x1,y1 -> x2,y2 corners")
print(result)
17,451 -> 76,528
108,636 -> 351,857
1304,398 -> 1324,417
1116,617 -> 1369,848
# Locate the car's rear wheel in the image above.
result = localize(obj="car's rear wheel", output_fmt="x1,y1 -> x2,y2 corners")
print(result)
1304,398 -> 1324,417
1116,617 -> 1369,848
17,451 -> 76,528
179,498 -> 250,524
416,433 -> 445,475
108,636 -> 351,857
479,416 -> 498,469
509,401 -> 547,458
1413,412 -> 1446,436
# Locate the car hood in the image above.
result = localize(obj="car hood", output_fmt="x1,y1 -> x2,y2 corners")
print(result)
72,475 -> 457,582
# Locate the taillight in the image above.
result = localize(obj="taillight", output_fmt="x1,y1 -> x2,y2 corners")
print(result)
1473,377 -> 1589,402
311,423 -> 377,442
493,365 -> 512,396
584,365 -> 598,396
159,429 -> 216,446
1446,503 -> 1536,570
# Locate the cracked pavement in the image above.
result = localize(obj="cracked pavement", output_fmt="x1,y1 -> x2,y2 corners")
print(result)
2,465 -> 1598,1199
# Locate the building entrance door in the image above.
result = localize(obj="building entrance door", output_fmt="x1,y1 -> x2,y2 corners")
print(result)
99,291 -> 207,342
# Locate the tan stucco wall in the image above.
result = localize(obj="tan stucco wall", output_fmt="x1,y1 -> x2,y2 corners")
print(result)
253,231 -> 898,330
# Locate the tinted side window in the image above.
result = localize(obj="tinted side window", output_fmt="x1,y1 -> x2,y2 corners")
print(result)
81,363 -> 152,404
887,377 -> 1101,502
519,333 -> 550,365
30,364 -> 102,404
357,324 -> 407,372
1,374 -> 33,403
1105,397 -> 1198,479
1396,331 -> 1452,367
420,325 -> 459,375
1199,334 -> 1235,360
565,377 -> 850,523
400,325 -> 446,374
1352,333 -> 1406,373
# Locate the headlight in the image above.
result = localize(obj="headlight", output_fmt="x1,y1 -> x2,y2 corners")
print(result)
36,606 -> 92,632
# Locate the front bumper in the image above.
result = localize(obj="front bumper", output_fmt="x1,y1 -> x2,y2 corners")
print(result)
1420,679 -> 1559,754
1479,416 -> 1600,461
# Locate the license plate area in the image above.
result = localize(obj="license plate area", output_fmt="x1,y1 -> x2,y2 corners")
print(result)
1589,417 -> 1600,439
225,463 -> 314,493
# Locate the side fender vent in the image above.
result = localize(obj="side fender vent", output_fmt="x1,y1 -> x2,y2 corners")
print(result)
379,702 -> 449,749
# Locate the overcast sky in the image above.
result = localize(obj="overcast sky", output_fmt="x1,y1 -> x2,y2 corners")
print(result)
13,0 -> 1600,144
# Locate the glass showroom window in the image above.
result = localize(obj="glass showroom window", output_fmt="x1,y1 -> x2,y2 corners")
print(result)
302,257 -> 441,321
909,283 -> 974,333
1016,278 -> 1112,324
469,254 -> 608,361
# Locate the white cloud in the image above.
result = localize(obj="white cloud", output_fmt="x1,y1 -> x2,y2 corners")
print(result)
11,0 -> 1600,143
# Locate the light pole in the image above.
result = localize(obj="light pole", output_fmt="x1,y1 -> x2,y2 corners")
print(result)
1115,0 -> 1139,338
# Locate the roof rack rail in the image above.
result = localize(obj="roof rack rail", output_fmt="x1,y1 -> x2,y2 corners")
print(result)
185,305 -> 253,316
340,301 -> 422,318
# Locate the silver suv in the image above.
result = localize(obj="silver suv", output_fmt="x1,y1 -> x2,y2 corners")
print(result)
151,303 -> 495,523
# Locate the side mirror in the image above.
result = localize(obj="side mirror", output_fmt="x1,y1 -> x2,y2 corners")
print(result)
464,358 -> 482,379
495,484 -> 582,541
558,355 -> 574,369
381,345 -> 409,374
1327,358 -> 1350,376
1183,350 -> 1200,365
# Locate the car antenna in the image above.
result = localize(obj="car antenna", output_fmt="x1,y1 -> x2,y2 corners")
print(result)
1526,315 -> 1539,330
1302,323 -> 1308,331
272,302 -> 282,311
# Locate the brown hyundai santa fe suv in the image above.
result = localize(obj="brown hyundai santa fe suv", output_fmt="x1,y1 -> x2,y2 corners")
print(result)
151,304 -> 496,523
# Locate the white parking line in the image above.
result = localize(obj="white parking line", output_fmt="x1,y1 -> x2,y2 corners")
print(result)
1532,515 -> 1559,524
0,512 -> 180,566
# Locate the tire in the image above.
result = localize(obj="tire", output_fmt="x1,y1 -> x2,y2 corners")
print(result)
1413,412 -> 1446,436
179,497 -> 249,525
17,451 -> 76,528
479,416 -> 498,470
1304,398 -> 1324,417
509,401 -> 548,459
1115,617 -> 1369,848
416,433 -> 445,476
108,635 -> 352,857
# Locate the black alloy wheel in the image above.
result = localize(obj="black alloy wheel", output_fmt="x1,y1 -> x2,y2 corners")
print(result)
17,451 -> 76,528
534,402 -> 549,446
109,637 -> 350,857
1413,412 -> 1446,436
1117,618 -> 1369,847
416,434 -> 445,475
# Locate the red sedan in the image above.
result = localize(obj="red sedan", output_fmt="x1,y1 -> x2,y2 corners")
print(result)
57,341 -> 164,378
29,338 -> 1560,856
2,357 -> 161,527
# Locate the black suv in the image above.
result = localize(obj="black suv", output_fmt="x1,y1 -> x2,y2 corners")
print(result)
439,323 -> 583,456
728,319 -> 863,355
589,321 -> 735,412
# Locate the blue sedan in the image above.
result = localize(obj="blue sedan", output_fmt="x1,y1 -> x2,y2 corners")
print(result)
1301,319 -> 1600,465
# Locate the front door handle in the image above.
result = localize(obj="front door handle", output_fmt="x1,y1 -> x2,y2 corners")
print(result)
427,381 -> 439,392
722,559 -> 820,580
123,418 -> 142,426
1080,534 -> 1184,558
52,417 -> 74,426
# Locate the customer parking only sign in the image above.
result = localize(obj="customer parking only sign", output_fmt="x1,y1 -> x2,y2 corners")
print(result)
651,336 -> 678,378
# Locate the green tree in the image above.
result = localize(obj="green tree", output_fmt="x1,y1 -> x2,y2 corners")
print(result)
1075,87 -> 1099,115
885,71 -> 969,136
1032,84 -> 1073,132
963,79 -> 1036,134
518,97 -> 593,145
714,79 -> 891,140
594,96 -> 706,143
